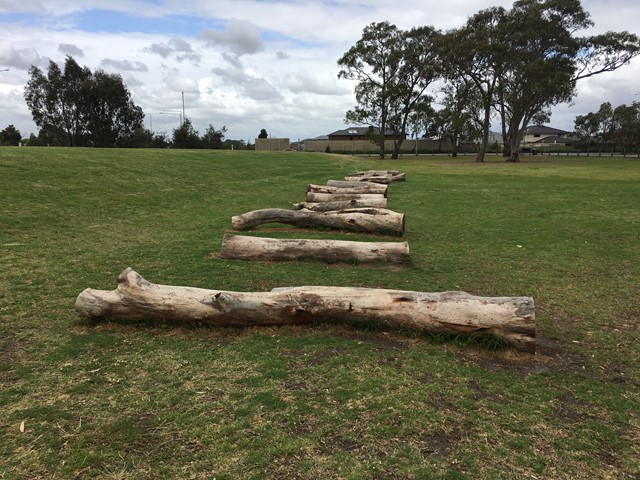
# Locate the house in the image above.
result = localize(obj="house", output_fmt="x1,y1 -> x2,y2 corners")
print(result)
522,125 -> 572,145
327,126 -> 405,141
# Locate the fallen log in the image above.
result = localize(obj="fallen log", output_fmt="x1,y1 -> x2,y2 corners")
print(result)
326,180 -> 388,191
306,192 -> 386,203
354,170 -> 401,175
220,234 -> 409,263
232,208 -> 404,235
308,183 -> 388,196
75,268 -> 536,352
292,198 -> 388,211
344,173 -> 406,184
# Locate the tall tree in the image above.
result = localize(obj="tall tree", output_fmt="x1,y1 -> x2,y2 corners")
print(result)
201,124 -> 227,149
0,125 -> 22,146
338,22 -> 440,159
172,118 -> 201,149
444,7 -> 508,162
85,70 -> 144,147
24,56 -> 144,147
496,0 -> 639,161
611,102 -> 640,156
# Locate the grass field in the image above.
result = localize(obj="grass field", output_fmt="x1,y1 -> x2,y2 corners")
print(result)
1,147 -> 638,479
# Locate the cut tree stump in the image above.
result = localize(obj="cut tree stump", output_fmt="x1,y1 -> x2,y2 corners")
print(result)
308,183 -> 388,196
232,207 -> 404,235
306,192 -> 387,203
292,198 -> 388,211
220,234 -> 410,263
75,268 -> 536,352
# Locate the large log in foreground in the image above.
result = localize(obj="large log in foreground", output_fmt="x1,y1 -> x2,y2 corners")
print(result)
75,268 -> 536,352
232,207 -> 404,235
220,234 -> 410,263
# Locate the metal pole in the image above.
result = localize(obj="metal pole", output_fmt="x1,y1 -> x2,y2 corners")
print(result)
182,91 -> 185,124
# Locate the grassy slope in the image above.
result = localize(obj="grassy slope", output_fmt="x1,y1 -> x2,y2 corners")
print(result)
1,148 -> 638,479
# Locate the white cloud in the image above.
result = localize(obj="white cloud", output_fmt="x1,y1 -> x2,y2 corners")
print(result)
0,0 -> 639,141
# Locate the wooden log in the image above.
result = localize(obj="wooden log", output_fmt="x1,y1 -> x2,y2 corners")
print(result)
75,268 -> 536,352
292,198 -> 388,211
308,183 -> 388,195
354,170 -> 401,175
306,192 -> 386,203
220,234 -> 410,263
344,173 -> 406,184
232,208 -> 404,235
326,180 -> 388,190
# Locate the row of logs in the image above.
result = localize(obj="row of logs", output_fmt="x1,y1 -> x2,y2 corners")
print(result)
74,168 -> 537,351
221,170 -> 409,264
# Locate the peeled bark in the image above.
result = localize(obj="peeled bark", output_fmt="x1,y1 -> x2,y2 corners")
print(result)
292,198 -> 388,211
220,234 -> 409,263
232,208 -> 404,235
76,268 -> 536,352
306,192 -> 386,203
314,182 -> 388,195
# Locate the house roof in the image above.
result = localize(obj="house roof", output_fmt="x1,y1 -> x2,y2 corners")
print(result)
328,127 -> 375,136
531,135 -> 576,144
524,125 -> 571,135
328,126 -> 400,137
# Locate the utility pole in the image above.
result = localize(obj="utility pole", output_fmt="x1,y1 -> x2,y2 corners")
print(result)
182,91 -> 185,124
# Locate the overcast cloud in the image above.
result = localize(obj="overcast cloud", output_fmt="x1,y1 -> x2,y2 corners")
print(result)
0,0 -> 638,142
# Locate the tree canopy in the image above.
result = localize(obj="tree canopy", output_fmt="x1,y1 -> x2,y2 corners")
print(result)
338,22 -> 441,159
338,0 -> 640,161
24,56 -> 144,147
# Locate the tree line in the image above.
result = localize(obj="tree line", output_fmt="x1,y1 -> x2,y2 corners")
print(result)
20,56 -> 245,149
575,101 -> 640,156
338,0 -> 640,161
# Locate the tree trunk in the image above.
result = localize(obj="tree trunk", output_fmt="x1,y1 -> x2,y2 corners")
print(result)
307,183 -> 388,196
306,192 -> 387,203
343,172 -> 406,184
325,180 -> 389,194
220,234 -> 409,263
76,268 -> 536,352
293,198 -> 388,211
231,208 -> 405,235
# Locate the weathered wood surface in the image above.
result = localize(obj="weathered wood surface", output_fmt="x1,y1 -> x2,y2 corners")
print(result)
292,198 -> 388,211
344,173 -> 406,184
306,192 -> 387,203
220,234 -> 410,263
326,180 -> 389,191
308,183 -> 388,196
76,268 -> 536,352
232,208 -> 404,235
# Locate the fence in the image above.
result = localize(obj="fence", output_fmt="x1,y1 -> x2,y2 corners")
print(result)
255,138 -> 290,151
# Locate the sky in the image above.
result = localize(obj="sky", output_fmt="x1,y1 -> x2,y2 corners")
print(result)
1,0 -> 639,143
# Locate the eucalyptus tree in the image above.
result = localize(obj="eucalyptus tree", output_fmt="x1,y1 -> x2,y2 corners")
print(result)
24,57 -> 91,146
443,7 -> 508,162
338,22 -> 441,159
495,0 -> 639,161
24,56 -> 144,147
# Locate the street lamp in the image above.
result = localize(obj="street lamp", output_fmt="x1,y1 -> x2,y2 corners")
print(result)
159,111 -> 183,126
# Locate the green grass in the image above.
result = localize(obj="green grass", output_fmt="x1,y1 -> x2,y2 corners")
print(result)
1,148 -> 639,479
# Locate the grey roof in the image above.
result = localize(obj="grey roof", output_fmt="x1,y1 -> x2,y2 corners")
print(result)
328,126 -> 399,136
524,125 -> 571,135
